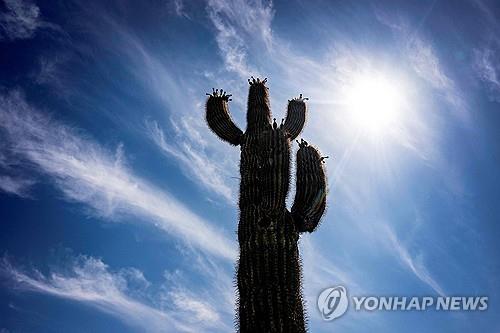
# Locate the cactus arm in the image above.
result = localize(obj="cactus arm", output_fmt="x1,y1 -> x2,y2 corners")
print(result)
291,139 -> 328,233
283,95 -> 307,140
206,88 -> 243,145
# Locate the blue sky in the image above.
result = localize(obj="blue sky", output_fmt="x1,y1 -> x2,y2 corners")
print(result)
0,0 -> 499,332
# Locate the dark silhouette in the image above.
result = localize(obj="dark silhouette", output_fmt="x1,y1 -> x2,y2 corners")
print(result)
206,77 -> 328,332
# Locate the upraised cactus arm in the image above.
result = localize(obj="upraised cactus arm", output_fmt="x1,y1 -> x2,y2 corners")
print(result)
291,139 -> 328,232
206,88 -> 243,145
283,95 -> 307,140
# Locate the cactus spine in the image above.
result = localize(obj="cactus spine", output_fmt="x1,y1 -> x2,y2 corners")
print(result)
206,77 -> 328,332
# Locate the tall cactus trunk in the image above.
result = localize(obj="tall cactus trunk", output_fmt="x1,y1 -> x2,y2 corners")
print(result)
205,77 -> 328,332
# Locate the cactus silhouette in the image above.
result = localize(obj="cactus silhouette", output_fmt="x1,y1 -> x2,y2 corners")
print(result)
206,77 -> 328,332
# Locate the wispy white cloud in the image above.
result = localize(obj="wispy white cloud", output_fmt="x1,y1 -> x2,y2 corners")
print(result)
0,90 -> 237,261
406,36 -> 466,114
207,0 -> 273,46
146,119 -> 236,203
169,0 -> 190,19
0,175 -> 35,198
207,10 -> 253,77
0,255 -> 178,332
383,225 -> 445,296
0,254 -> 231,333
206,0 -> 273,77
34,54 -> 69,87
160,250 -> 235,315
169,290 -> 221,323
469,0 -> 500,30
83,19 -> 241,204
473,47 -> 500,101
0,0 -> 57,40
2,249 -> 236,332
0,143 -> 36,198
301,236 -> 361,286
406,37 -> 453,91
472,0 -> 500,94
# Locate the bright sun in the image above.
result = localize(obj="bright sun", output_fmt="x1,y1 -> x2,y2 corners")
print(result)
343,72 -> 405,135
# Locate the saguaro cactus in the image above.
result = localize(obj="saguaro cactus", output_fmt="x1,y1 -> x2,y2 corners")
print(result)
206,77 -> 328,332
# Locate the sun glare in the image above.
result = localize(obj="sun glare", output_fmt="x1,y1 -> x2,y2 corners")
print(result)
343,72 -> 405,135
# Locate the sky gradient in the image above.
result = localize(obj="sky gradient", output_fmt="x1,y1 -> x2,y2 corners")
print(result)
0,0 -> 499,332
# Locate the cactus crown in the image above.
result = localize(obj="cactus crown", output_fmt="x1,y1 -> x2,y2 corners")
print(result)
246,76 -> 272,132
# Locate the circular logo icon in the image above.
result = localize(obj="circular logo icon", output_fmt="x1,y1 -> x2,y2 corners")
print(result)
317,285 -> 348,321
